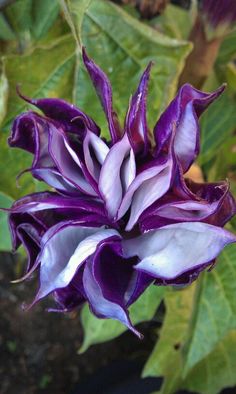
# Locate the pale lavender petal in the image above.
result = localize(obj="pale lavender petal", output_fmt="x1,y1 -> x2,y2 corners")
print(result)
123,222 -> 236,280
117,155 -> 173,230
33,223 -> 120,303
99,133 -> 133,218
83,130 -> 109,182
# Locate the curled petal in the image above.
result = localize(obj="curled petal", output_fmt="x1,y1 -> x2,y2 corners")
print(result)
140,180 -> 236,231
82,48 -> 121,144
122,222 -> 236,281
16,87 -> 99,135
154,84 -> 225,172
125,62 -> 152,154
83,239 -> 143,338
30,222 -> 120,306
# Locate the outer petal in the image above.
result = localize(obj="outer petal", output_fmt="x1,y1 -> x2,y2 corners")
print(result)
30,222 -> 120,305
83,238 -> 143,338
122,222 -> 236,280
140,180 -> 236,231
82,48 -> 121,143
154,84 -> 225,172
17,88 -> 100,135
125,62 -> 152,154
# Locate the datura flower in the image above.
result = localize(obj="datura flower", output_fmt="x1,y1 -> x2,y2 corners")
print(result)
7,49 -> 236,337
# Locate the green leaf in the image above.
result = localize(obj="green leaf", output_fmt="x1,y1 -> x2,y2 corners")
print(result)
217,30 -> 236,65
182,330 -> 236,394
63,0 -> 192,139
199,91 -> 236,166
0,61 -> 8,126
79,285 -> 165,353
60,0 -> 92,47
183,244 -> 236,375
0,191 -> 13,251
0,34 -> 75,198
0,0 -> 60,48
142,285 -> 195,380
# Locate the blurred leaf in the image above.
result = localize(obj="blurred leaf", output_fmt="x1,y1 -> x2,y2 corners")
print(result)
79,285 -> 165,353
0,61 -> 8,126
182,330 -> 236,394
149,4 -> 192,40
64,0 -> 192,138
199,91 -> 236,166
0,191 -> 13,251
183,244 -> 236,375
142,285 -> 195,380
0,34 -> 75,197
217,30 -> 236,65
225,61 -> 236,93
0,0 -> 60,49
60,0 -> 91,47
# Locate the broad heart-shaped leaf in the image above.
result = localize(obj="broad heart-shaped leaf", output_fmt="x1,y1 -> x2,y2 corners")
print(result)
79,285 -> 165,353
0,192 -> 13,251
182,330 -> 236,394
142,285 -> 195,382
0,0 -> 60,42
0,34 -> 75,198
198,91 -> 236,166
71,0 -> 192,136
182,244 -> 236,375
143,283 -> 236,394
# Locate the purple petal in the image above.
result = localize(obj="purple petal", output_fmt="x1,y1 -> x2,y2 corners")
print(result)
83,239 -> 142,338
82,48 -> 121,144
122,222 -> 236,280
17,87 -> 100,135
125,62 -> 152,154
140,180 -> 235,231
83,130 -> 109,182
32,223 -> 120,304
154,84 -> 225,172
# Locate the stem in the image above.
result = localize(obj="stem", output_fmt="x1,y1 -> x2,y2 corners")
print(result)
179,16 -> 222,89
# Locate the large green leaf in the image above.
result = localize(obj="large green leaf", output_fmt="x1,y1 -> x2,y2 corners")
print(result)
144,279 -> 236,394
79,285 -> 165,353
0,34 -> 75,198
183,330 -> 236,394
199,91 -> 236,166
0,191 -> 13,251
0,0 -> 60,44
182,244 -> 236,375
142,285 -> 195,380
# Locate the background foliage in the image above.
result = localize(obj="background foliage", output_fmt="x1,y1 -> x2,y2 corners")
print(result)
0,1 -> 236,393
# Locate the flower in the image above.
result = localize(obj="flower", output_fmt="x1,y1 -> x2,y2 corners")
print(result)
7,49 -> 236,337
200,0 -> 236,39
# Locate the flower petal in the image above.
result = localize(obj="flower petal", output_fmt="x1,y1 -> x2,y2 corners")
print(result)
154,84 -> 225,172
122,222 -> 236,280
117,155 -> 173,230
99,133 -> 134,218
125,62 -> 152,154
83,240 -> 142,338
32,222 -> 120,304
82,47 -> 121,143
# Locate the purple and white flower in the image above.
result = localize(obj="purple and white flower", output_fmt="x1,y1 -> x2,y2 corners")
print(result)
7,49 -> 236,336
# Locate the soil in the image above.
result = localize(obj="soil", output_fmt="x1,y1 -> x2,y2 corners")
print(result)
0,252 -> 159,394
